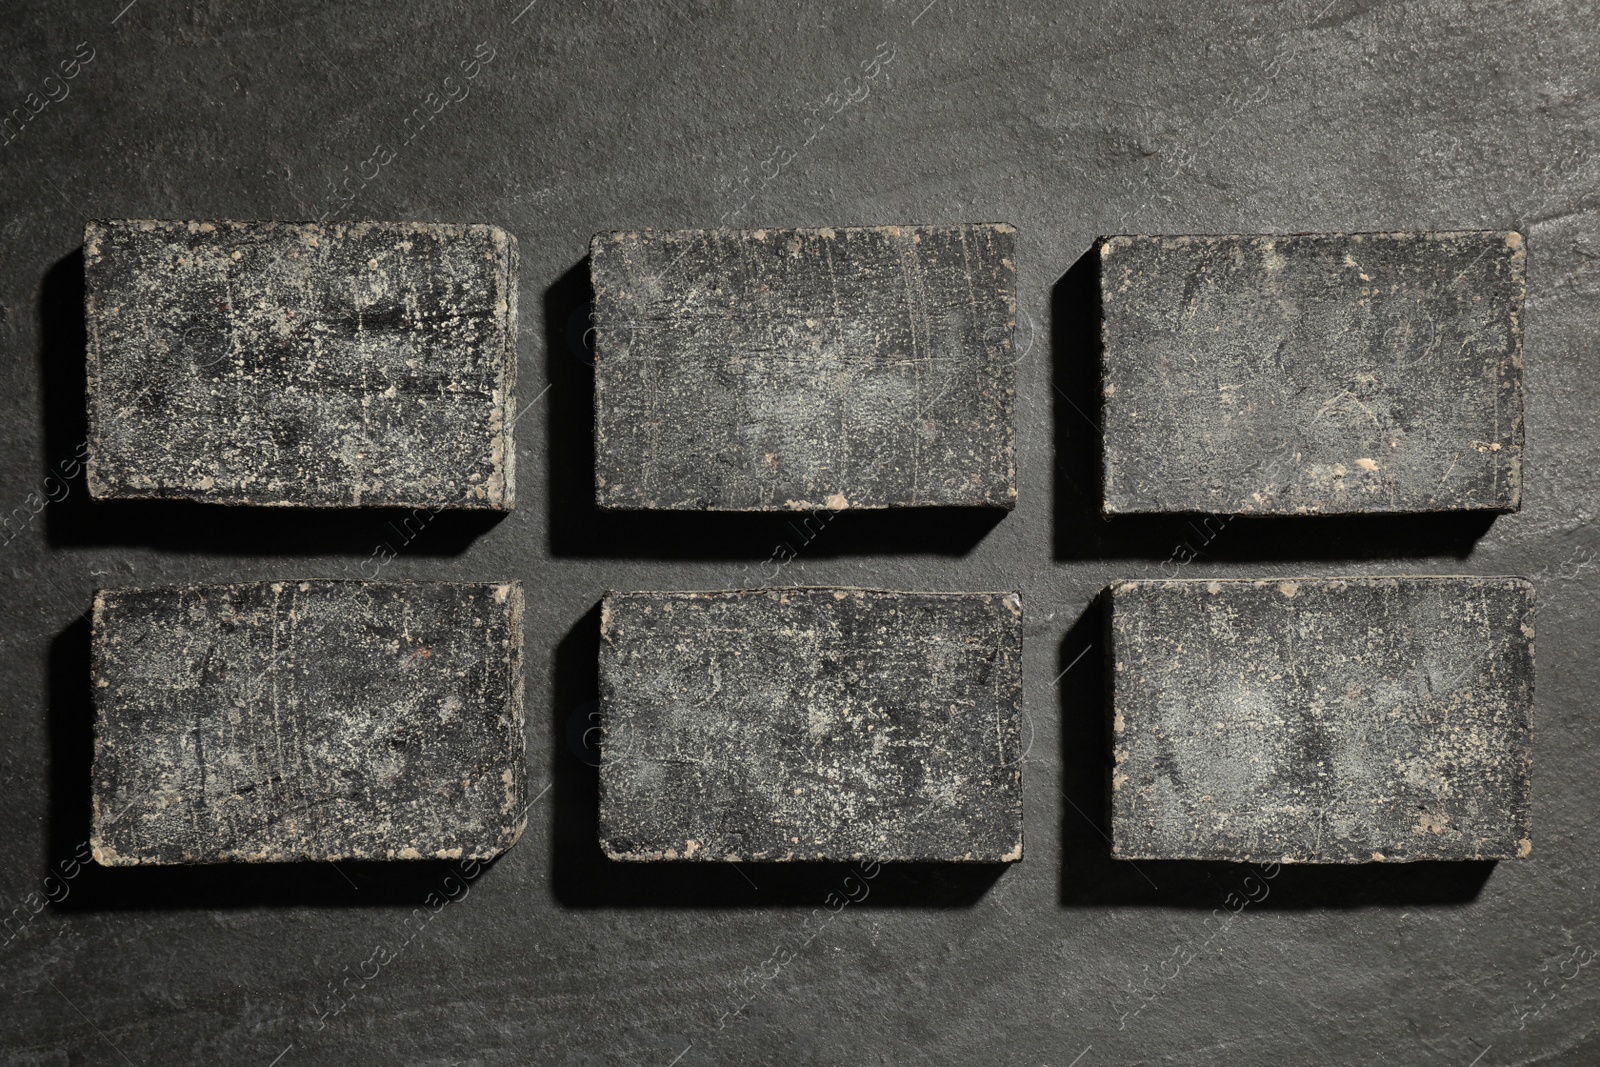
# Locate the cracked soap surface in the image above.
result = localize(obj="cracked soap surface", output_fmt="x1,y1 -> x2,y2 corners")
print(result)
85,219 -> 518,509
91,580 -> 526,864
591,225 -> 1017,510
598,588 -> 1024,862
1099,231 -> 1524,514
1109,577 -> 1534,862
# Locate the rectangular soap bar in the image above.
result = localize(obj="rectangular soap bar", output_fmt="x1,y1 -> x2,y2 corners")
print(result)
1108,577 -> 1534,862
91,580 -> 526,864
1099,231 -> 1525,515
85,219 -> 518,509
598,588 -> 1024,861
590,224 -> 1017,510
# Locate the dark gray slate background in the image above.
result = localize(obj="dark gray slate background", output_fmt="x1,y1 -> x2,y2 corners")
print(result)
2,2 -> 1597,1065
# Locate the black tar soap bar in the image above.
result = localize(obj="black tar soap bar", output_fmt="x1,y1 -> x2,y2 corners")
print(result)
91,580 -> 526,865
590,224 -> 1017,510
1099,231 -> 1525,515
1108,577 -> 1534,863
85,219 -> 518,509
598,588 -> 1024,862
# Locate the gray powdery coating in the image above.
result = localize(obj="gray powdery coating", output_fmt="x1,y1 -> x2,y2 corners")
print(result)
1108,577 -> 1534,863
90,580 -> 527,865
1099,231 -> 1524,515
590,224 -> 1018,511
598,588 -> 1024,862
85,219 -> 518,509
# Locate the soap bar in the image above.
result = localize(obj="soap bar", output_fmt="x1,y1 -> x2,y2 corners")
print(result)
590,224 -> 1017,510
1108,577 -> 1534,862
85,219 -> 518,509
90,580 -> 526,864
1099,231 -> 1525,514
598,588 -> 1024,862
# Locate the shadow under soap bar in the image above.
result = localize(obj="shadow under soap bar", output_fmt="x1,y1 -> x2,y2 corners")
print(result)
91,580 -> 526,865
1108,576 -> 1534,863
599,588 -> 1024,862
85,219 -> 518,509
591,225 -> 1017,510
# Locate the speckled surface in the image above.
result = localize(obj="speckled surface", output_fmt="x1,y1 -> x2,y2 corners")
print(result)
91,581 -> 526,864
85,219 -> 518,509
599,588 -> 1023,861
1100,231 -> 1525,515
5,2 -> 1600,1064
1109,577 -> 1534,862
591,225 -> 1017,510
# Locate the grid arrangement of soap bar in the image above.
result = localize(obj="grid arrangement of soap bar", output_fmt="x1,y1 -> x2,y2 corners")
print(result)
1107,576 -> 1534,863
90,581 -> 527,865
598,588 -> 1024,862
590,224 -> 1018,511
1099,231 -> 1525,515
70,219 -> 1542,873
84,219 -> 519,509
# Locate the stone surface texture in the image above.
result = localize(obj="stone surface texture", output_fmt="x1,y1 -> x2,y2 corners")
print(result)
1109,576 -> 1534,863
591,224 -> 1017,510
1100,231 -> 1525,515
85,219 -> 518,509
91,580 -> 527,864
9,5 -> 1600,1064
598,588 -> 1024,862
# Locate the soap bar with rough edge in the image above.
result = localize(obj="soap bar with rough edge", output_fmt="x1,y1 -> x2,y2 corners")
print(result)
1108,576 -> 1534,863
598,588 -> 1024,862
84,219 -> 518,509
1098,231 -> 1524,515
590,224 -> 1017,510
90,580 -> 526,865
